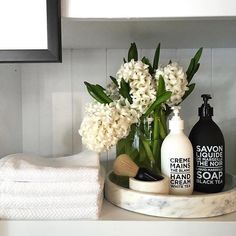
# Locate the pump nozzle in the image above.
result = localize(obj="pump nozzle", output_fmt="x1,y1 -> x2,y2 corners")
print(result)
169,106 -> 184,131
199,94 -> 213,118
171,106 -> 181,117
201,94 -> 212,104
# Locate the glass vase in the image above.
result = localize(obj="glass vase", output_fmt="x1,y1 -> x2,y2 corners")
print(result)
116,111 -> 168,173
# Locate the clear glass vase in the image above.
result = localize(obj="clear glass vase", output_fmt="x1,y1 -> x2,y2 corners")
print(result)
116,113 -> 167,173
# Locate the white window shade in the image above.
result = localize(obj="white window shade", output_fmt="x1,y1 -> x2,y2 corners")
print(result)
0,0 -> 47,50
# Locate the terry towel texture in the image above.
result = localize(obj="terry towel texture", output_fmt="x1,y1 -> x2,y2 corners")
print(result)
0,180 -> 102,196
0,206 -> 100,220
0,152 -> 100,182
0,151 -> 104,220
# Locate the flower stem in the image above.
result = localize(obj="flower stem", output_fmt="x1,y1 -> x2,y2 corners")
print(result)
153,110 -> 159,156
160,109 -> 168,138
156,139 -> 161,170
140,133 -> 155,163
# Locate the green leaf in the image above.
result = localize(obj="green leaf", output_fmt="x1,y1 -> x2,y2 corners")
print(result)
110,76 -> 118,87
95,88 -> 113,103
95,84 -> 105,91
128,43 -> 138,62
186,58 -> 195,77
159,119 -> 167,140
123,57 -> 127,63
86,89 -> 106,103
84,82 -> 106,103
152,139 -> 159,159
124,140 -> 138,158
188,63 -> 200,83
157,75 -> 166,96
116,139 -> 127,155
139,141 -> 147,162
153,111 -> 160,140
160,109 -> 167,132
153,43 -> 160,70
152,111 -> 160,157
119,79 -> 132,103
194,47 -> 203,64
141,57 -> 154,74
193,62 -> 200,74
186,48 -> 203,82
181,83 -> 195,101
168,60 -> 172,64
144,91 -> 172,117
84,82 -> 113,104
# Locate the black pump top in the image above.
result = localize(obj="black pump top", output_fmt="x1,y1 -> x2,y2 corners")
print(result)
198,94 -> 213,118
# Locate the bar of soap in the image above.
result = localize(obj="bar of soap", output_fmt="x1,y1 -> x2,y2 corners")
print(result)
129,175 -> 169,194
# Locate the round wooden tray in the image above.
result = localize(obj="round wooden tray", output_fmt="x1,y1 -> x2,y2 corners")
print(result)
105,171 -> 236,218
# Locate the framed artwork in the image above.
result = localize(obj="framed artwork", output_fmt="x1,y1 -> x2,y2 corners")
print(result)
0,0 -> 62,62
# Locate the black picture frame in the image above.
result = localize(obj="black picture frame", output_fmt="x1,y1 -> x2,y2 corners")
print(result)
0,0 -> 62,63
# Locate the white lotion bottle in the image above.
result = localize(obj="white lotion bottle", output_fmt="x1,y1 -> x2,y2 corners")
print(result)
161,106 -> 194,195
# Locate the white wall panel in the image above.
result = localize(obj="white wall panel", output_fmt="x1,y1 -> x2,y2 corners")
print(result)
71,49 -> 107,163
106,49 -> 127,78
22,50 -> 72,157
212,49 -> 236,174
21,64 -> 40,154
0,64 -> 22,157
50,51 -> 72,156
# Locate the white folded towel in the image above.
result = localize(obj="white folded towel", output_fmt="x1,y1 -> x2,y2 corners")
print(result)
0,189 -> 104,220
0,151 -> 104,220
0,180 -> 102,196
0,193 -> 101,209
0,175 -> 105,209
0,206 -> 102,220
0,151 -> 100,182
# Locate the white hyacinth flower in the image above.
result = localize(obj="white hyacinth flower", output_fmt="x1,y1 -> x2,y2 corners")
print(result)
116,59 -> 156,116
155,62 -> 189,106
79,99 -> 138,153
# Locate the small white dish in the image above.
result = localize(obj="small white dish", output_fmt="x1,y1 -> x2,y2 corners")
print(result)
129,175 -> 169,194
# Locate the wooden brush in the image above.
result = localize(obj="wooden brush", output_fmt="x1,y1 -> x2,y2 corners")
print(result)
113,154 -> 163,181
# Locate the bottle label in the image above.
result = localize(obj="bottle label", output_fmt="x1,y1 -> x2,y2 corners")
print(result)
195,145 -> 223,185
169,157 -> 192,189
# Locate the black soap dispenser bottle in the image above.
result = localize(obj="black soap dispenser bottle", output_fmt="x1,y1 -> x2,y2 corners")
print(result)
189,94 -> 225,193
